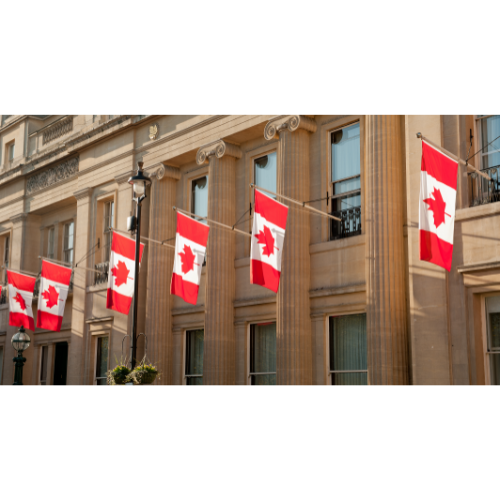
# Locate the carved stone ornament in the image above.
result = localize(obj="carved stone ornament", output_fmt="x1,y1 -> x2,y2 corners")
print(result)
149,123 -> 159,140
196,139 -> 242,166
264,115 -> 317,141
26,156 -> 79,195
154,164 -> 181,181
43,116 -> 74,145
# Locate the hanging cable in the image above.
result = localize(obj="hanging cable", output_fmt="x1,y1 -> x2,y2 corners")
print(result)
75,240 -> 100,267
466,133 -> 500,163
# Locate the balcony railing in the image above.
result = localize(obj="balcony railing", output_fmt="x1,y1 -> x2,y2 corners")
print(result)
468,165 -> 500,207
330,206 -> 362,240
94,261 -> 109,286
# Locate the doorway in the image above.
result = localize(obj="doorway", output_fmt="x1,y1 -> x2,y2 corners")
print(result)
53,342 -> 68,385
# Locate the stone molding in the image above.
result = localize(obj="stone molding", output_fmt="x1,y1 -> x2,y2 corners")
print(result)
264,115 -> 317,140
196,139 -> 242,166
114,170 -> 135,185
73,187 -> 93,201
26,156 -> 79,195
10,213 -> 28,224
43,116 -> 74,145
147,163 -> 181,181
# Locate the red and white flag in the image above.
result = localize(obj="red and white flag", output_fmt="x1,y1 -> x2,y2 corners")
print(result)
250,189 -> 289,293
419,140 -> 458,271
170,212 -> 209,305
36,260 -> 72,332
106,231 -> 145,315
7,270 -> 36,331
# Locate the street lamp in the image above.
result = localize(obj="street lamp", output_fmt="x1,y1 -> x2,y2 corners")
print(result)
128,161 -> 151,369
11,326 -> 31,385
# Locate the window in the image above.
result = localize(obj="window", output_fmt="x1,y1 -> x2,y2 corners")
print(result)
3,234 -> 9,282
95,336 -> 109,385
103,201 -> 114,260
40,346 -> 49,385
330,122 -> 361,240
486,295 -> 500,385
479,115 -> 500,170
250,323 -> 276,385
329,314 -> 367,385
191,176 -> 209,223
0,347 -> 3,384
63,221 -> 74,264
254,152 -> 277,197
47,227 -> 55,260
7,141 -> 15,162
185,329 -> 204,385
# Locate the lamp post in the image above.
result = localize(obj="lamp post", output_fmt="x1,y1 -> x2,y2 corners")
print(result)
128,161 -> 151,369
11,326 -> 31,385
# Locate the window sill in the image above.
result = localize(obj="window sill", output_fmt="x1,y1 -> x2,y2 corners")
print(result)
310,233 -> 365,255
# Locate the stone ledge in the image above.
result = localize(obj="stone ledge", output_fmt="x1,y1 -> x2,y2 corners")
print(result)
172,305 -> 205,316
456,201 -> 500,221
234,295 -> 276,308
457,260 -> 500,274
309,283 -> 366,298
310,234 -> 365,254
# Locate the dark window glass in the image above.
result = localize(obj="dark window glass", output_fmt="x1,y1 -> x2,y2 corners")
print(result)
329,314 -> 367,385
250,323 -> 276,385
40,346 -> 48,385
331,123 -> 361,240
96,337 -> 109,385
486,296 -> 500,385
186,330 -> 204,385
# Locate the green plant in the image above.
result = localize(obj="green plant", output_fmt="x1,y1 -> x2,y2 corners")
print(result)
107,357 -> 132,385
127,358 -> 159,385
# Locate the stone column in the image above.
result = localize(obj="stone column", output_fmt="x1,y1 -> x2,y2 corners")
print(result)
196,140 -> 242,385
365,115 -> 409,385
264,116 -> 316,385
69,187 -> 93,385
144,164 -> 179,385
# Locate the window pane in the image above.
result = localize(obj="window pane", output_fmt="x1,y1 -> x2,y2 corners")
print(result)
481,116 -> 500,169
47,228 -> 54,259
96,337 -> 109,380
329,314 -> 367,386
331,373 -> 368,385
9,143 -> 15,161
0,347 -> 3,384
4,235 -> 10,265
192,176 -> 209,223
187,377 -> 203,386
186,330 -> 204,377
486,296 -> 500,351
490,355 -> 500,385
254,152 -> 277,197
332,123 -> 360,182
250,323 -> 276,384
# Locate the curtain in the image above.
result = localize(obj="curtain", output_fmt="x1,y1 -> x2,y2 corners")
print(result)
330,314 -> 367,385
251,323 -> 276,385
255,152 -> 277,197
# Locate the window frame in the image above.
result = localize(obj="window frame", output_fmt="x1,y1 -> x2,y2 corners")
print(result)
475,115 -> 500,171
1,231 -> 11,283
184,328 -> 204,385
103,199 -> 115,260
483,293 -> 500,385
329,120 -> 362,241
39,345 -> 49,385
62,220 -> 75,264
253,151 -> 278,199
94,335 -> 109,385
47,226 -> 55,260
248,322 -> 277,385
190,175 -> 209,223
327,312 -> 369,385
0,346 -> 3,384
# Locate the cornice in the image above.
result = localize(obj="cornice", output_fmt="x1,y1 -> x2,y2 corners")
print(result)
114,170 -> 135,185
73,187 -> 93,200
196,139 -> 242,166
147,163 -> 181,181
264,115 -> 317,140
10,213 -> 28,224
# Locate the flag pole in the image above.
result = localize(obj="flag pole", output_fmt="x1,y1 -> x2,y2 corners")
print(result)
111,227 -> 175,249
249,184 -> 342,222
37,256 -> 101,274
416,133 -> 491,181
1,265 -> 38,277
173,207 -> 253,238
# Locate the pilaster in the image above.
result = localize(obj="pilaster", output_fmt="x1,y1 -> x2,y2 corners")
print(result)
197,139 -> 242,385
365,115 -> 409,384
144,164 -> 180,384
264,115 -> 317,385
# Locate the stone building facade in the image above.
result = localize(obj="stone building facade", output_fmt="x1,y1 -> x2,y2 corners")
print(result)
0,114 -> 498,385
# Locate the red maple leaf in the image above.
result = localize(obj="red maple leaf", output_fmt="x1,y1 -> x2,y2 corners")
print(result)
179,244 -> 196,274
255,225 -> 275,257
14,292 -> 26,311
423,187 -> 451,228
42,284 -> 59,308
111,260 -> 130,287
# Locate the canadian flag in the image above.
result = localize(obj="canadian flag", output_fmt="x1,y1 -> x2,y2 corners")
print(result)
419,140 -> 458,271
36,260 -> 72,332
170,212 -> 209,305
7,270 -> 36,331
250,189 -> 289,293
106,231 -> 145,315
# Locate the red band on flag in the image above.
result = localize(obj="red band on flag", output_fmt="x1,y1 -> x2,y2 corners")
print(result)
176,212 -> 209,247
36,310 -> 64,332
170,272 -> 200,305
254,189 -> 288,229
421,141 -> 458,190
419,229 -> 454,272
250,259 -> 281,293
7,270 -> 36,292
106,288 -> 133,315
41,260 -> 72,284
9,312 -> 35,331
111,231 -> 145,261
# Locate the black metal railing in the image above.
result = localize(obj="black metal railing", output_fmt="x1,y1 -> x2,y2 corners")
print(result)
0,287 -> 7,305
468,165 -> 500,207
330,206 -> 362,240
94,261 -> 109,286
